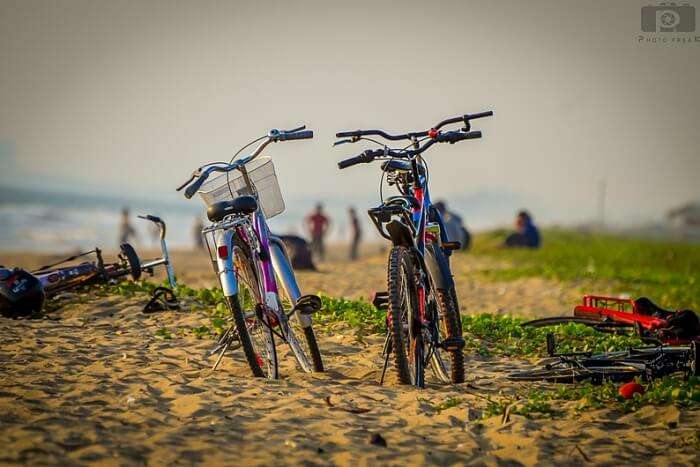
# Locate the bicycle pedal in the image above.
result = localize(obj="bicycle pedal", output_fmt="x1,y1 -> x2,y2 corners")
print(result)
439,337 -> 465,351
372,291 -> 389,310
292,294 -> 322,316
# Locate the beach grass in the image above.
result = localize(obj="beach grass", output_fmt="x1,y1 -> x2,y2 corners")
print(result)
466,229 -> 700,311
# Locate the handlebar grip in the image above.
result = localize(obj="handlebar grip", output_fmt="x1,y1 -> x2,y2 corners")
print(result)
338,155 -> 366,169
176,174 -> 195,191
184,172 -> 210,199
337,150 -> 379,169
336,130 -> 361,138
468,111 -> 493,119
281,130 -> 314,141
440,130 -> 482,144
462,130 -> 482,139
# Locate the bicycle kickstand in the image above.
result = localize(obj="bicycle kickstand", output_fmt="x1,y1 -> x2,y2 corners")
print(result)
212,341 -> 230,371
380,333 -> 392,386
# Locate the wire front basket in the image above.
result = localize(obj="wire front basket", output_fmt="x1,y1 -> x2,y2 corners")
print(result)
198,156 -> 285,219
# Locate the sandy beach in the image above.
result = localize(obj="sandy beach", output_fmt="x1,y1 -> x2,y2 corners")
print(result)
1,248 -> 698,465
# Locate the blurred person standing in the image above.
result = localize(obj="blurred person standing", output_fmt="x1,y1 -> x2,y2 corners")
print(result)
305,203 -> 330,261
192,217 -> 205,250
118,207 -> 138,245
504,210 -> 541,248
348,207 -> 362,260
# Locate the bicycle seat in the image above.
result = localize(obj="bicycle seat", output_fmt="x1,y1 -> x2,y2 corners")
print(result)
207,196 -> 258,222
634,297 -> 673,318
380,160 -> 425,176
384,195 -> 420,210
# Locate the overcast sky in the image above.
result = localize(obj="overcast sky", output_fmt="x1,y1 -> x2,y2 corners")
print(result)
1,0 -> 699,225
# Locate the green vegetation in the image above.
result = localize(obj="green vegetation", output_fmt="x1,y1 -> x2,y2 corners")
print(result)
315,295 -> 385,336
421,396 -> 466,413
484,376 -> 700,418
92,280 -> 229,339
468,229 -> 700,311
462,313 -> 642,357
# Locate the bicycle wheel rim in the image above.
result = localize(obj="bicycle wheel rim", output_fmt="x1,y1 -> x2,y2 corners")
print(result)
428,288 -> 451,384
522,317 -> 633,331
399,257 -> 423,387
233,243 -> 278,379
279,303 -> 313,373
508,365 -> 643,383
276,284 -> 321,373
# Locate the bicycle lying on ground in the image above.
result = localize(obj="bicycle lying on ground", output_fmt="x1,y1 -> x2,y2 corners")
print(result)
31,214 -> 177,297
177,126 -> 324,378
334,111 -> 493,387
522,295 -> 700,345
32,244 -> 141,297
508,334 -> 698,384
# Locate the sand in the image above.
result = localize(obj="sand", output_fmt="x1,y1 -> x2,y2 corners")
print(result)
1,248 -> 698,465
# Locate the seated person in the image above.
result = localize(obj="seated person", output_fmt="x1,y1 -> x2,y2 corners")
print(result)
434,201 -> 471,250
504,210 -> 540,249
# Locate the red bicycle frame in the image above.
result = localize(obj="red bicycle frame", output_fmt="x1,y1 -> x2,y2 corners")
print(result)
573,295 -> 668,331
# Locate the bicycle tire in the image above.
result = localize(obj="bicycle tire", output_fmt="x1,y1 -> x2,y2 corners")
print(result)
522,316 -> 632,331
231,239 -> 279,379
273,278 -> 324,372
436,287 -> 465,384
508,364 -> 643,383
227,295 -> 265,377
303,325 -> 324,372
119,243 -> 141,281
387,246 -> 420,385
273,242 -> 324,373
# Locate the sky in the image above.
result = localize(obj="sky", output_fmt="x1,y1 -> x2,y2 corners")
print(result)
1,0 -> 699,227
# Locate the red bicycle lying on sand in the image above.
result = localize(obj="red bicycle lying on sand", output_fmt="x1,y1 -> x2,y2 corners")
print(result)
523,295 -> 700,345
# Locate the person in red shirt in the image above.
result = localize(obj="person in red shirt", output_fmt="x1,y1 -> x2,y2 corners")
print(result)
306,203 -> 330,261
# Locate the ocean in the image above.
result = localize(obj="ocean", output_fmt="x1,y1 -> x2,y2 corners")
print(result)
0,184 -> 527,253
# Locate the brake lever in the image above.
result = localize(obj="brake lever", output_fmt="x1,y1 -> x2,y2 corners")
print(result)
333,139 -> 353,147
175,173 -> 196,192
284,125 -> 306,133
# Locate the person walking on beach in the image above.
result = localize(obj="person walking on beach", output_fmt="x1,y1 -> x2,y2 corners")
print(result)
118,207 -> 138,245
192,217 -> 205,250
348,207 -> 362,260
305,203 -> 330,261
504,210 -> 541,248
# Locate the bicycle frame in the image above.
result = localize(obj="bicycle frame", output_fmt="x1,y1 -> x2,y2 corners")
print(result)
203,190 -> 310,328
137,215 -> 177,289
371,155 -> 447,324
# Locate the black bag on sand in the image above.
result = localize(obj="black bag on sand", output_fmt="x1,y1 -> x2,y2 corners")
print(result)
665,309 -> 700,339
635,297 -> 700,339
0,268 -> 45,318
278,235 -> 317,271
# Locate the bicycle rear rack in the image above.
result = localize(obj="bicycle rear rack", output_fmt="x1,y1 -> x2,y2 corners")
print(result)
368,204 -> 415,242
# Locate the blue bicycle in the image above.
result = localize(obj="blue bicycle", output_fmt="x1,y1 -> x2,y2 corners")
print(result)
335,111 -> 493,387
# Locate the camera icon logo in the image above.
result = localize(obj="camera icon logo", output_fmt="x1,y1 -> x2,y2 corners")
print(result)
641,2 -> 696,32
